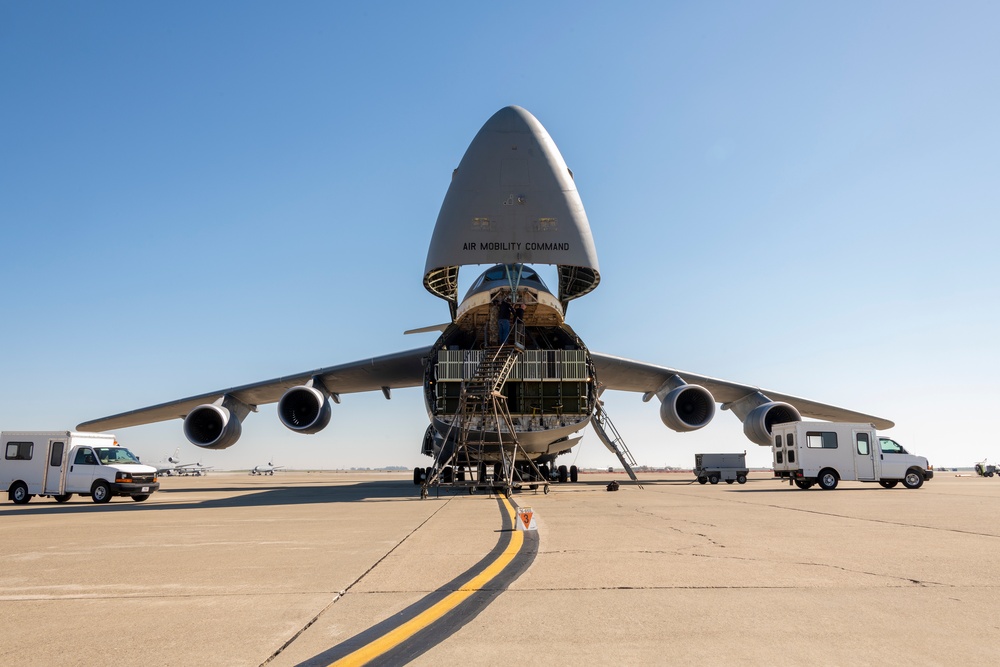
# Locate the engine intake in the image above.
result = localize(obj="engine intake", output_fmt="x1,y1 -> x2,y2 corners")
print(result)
183,404 -> 243,449
278,385 -> 332,434
743,401 -> 801,447
659,384 -> 716,432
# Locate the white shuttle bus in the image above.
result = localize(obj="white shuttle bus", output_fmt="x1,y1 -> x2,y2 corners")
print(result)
2,431 -> 159,504
771,421 -> 933,490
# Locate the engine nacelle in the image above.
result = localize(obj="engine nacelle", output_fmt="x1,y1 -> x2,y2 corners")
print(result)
183,404 -> 243,449
278,385 -> 332,434
743,401 -> 802,447
659,384 -> 716,432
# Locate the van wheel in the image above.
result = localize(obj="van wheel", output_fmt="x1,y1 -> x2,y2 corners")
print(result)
709,474 -> 720,485
10,482 -> 31,505
91,481 -> 112,504
737,474 -> 747,485
817,470 -> 839,490
54,494 -> 72,503
903,469 -> 924,489
878,480 -> 898,489
131,494 -> 150,502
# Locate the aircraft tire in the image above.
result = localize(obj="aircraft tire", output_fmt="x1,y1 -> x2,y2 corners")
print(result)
817,470 -> 839,490
91,481 -> 112,504
54,494 -> 72,503
903,469 -> 924,489
570,465 -> 579,483
442,466 -> 454,484
10,482 -> 31,505
558,465 -> 568,483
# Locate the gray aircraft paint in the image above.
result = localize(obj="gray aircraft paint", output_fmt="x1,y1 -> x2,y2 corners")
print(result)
423,106 -> 600,307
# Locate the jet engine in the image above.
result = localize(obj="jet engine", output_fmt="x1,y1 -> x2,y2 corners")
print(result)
659,383 -> 717,432
742,401 -> 801,447
183,403 -> 243,449
278,384 -> 332,434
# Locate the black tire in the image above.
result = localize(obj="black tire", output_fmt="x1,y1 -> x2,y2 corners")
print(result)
558,465 -> 568,483
817,470 -> 839,490
697,476 -> 708,485
539,464 -> 549,480
10,482 -> 31,505
570,465 -> 579,483
903,469 -> 924,489
131,494 -> 150,502
878,480 -> 899,489
737,474 -> 747,485
54,494 -> 72,503
709,474 -> 720,485
725,479 -> 734,484
442,466 -> 454,484
91,481 -> 112,504
413,467 -> 422,485
794,479 -> 813,490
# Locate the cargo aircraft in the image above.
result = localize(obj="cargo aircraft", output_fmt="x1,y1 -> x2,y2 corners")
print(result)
79,106 -> 892,490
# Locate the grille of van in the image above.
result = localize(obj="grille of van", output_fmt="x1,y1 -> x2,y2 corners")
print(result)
131,473 -> 156,483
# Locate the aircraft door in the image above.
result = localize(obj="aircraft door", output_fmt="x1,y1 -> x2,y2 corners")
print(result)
853,430 -> 876,480
65,447 -> 98,493
43,440 -> 67,495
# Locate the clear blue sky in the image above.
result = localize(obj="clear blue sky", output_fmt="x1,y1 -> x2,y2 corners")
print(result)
2,1 -> 997,471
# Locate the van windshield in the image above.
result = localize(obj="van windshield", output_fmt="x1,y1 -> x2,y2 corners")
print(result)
95,447 -> 142,465
878,438 -> 908,455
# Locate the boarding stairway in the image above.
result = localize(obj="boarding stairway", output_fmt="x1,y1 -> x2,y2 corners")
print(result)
591,402 -> 643,489
423,323 -> 547,497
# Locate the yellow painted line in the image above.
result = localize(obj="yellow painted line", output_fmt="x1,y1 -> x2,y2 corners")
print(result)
330,498 -> 523,667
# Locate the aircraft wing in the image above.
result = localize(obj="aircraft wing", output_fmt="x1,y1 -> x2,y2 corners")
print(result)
590,352 -> 894,429
77,346 -> 434,432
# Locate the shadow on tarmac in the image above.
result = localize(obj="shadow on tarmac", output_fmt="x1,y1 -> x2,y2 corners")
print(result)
0,479 -> 433,516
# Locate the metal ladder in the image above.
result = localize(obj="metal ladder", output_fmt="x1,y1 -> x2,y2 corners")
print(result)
424,323 -> 546,497
591,402 -> 644,489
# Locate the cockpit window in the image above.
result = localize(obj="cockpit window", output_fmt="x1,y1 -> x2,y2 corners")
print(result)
466,264 -> 549,298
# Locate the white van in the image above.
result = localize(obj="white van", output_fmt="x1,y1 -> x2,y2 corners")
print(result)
771,421 -> 933,490
2,431 -> 159,504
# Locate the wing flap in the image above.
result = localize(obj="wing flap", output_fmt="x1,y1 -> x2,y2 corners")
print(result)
77,346 -> 433,432
591,352 -> 894,430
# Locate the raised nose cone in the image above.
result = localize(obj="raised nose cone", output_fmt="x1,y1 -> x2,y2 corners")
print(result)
424,106 -> 600,313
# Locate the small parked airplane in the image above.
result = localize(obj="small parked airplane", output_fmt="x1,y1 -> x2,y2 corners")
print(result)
249,461 -> 283,476
156,449 -> 211,476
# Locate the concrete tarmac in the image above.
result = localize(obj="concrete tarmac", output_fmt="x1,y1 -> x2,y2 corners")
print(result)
2,471 -> 999,666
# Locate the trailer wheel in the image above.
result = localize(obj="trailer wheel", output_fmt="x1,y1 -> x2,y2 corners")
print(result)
725,479 -> 734,484
709,474 -> 720,485
10,482 -> 31,505
878,480 -> 898,489
697,476 -> 708,484
54,494 -> 72,503
902,469 -> 924,489
131,494 -> 150,502
737,474 -> 747,485
817,470 -> 839,490
91,481 -> 112,504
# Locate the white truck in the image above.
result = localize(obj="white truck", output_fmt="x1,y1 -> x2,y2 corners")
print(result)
2,431 -> 160,504
694,452 -> 749,485
771,421 -> 933,490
